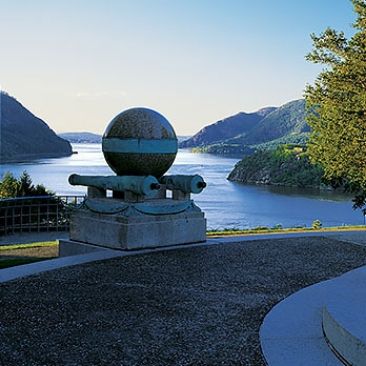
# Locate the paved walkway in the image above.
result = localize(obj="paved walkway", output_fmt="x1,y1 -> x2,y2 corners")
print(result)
2,229 -> 365,247
1,234 -> 366,365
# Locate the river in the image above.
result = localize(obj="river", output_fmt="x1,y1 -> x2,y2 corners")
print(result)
0,144 -> 363,229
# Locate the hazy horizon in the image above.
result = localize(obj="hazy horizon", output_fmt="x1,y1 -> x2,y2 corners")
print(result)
0,0 -> 355,135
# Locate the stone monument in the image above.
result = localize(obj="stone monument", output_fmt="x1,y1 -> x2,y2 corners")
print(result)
68,107 -> 207,250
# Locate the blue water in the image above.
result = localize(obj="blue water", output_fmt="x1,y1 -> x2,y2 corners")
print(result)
1,144 -> 363,229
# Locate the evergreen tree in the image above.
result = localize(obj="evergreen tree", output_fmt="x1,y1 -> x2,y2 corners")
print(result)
305,0 -> 366,209
0,172 -> 19,197
33,184 -> 49,196
18,171 -> 34,196
0,171 -> 51,198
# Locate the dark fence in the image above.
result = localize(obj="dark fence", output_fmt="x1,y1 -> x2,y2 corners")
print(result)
0,195 -> 85,236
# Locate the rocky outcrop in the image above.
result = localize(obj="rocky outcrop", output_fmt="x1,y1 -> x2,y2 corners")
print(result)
0,92 -> 72,163
228,147 -> 325,188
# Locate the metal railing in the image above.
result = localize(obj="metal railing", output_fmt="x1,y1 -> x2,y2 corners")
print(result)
0,195 -> 85,235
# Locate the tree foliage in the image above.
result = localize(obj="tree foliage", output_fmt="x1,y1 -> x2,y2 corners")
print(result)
0,172 -> 19,198
0,171 -> 51,198
305,0 -> 366,209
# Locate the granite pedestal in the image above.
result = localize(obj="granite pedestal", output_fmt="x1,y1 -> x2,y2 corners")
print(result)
69,197 -> 206,250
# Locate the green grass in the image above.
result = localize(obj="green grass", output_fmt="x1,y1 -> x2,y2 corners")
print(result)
0,241 -> 58,269
207,225 -> 366,237
0,257 -> 53,269
0,241 -> 58,251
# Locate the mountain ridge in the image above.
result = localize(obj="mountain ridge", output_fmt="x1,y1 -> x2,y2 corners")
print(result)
180,99 -> 308,154
0,92 -> 72,163
180,106 -> 276,148
234,99 -> 308,145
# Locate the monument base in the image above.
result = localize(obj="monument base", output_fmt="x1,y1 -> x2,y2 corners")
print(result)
69,198 -> 206,250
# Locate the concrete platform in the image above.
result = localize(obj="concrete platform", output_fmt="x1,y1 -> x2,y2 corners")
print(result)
260,263 -> 366,366
260,280 -> 344,365
323,269 -> 366,366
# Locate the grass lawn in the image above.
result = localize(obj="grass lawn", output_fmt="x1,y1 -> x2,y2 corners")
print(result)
0,241 -> 58,269
0,241 -> 58,251
207,225 -> 366,237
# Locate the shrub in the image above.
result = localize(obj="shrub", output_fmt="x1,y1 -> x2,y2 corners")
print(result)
272,224 -> 283,230
312,219 -> 322,229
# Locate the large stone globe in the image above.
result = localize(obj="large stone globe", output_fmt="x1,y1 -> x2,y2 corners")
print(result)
102,107 -> 178,177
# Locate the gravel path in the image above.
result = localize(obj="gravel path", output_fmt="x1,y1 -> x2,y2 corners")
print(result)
1,236 -> 366,366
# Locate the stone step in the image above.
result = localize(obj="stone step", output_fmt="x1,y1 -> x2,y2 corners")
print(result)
260,281 -> 343,365
323,291 -> 366,366
261,265 -> 366,365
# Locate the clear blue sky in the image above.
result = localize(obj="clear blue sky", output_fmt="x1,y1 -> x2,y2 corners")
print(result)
0,0 -> 356,135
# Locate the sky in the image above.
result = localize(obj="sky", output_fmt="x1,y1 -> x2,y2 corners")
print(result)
0,0 -> 357,135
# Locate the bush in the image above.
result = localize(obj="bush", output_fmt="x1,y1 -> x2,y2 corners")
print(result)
253,226 -> 270,231
272,224 -> 283,230
312,219 -> 322,229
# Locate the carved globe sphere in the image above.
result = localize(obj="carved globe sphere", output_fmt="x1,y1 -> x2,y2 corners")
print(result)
102,107 -> 178,177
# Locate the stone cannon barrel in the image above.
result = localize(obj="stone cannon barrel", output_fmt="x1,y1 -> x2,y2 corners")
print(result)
160,175 -> 207,194
69,174 -> 160,197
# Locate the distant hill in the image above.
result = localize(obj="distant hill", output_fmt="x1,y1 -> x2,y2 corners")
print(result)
58,132 -> 102,143
228,99 -> 308,145
0,92 -> 72,163
180,107 -> 276,148
177,135 -> 192,144
58,132 -> 191,144
180,100 -> 308,154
